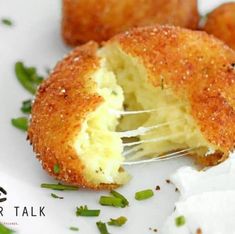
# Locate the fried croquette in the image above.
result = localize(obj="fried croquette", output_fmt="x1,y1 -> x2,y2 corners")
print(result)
204,2 -> 235,50
62,0 -> 199,46
28,26 -> 235,189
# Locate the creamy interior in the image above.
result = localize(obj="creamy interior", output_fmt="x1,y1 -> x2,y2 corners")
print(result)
74,44 -> 218,185
74,59 -> 129,184
103,45 -> 217,160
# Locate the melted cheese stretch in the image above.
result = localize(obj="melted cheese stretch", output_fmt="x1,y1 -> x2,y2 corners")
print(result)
74,44 -> 217,185
103,45 -> 217,158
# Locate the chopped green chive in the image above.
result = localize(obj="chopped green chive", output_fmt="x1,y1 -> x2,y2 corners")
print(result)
99,196 -> 124,207
135,189 -> 154,201
160,77 -> 164,90
69,227 -> 79,231
110,190 -> 129,207
0,223 -> 15,234
108,216 -> 127,226
41,183 -> 79,191
53,164 -> 60,174
175,215 -> 186,227
11,117 -> 28,131
96,221 -> 110,234
21,99 -> 32,114
15,61 -> 44,94
76,205 -> 100,217
1,18 -> 13,26
51,193 -> 64,199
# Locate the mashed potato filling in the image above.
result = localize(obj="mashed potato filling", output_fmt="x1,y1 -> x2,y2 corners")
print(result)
74,44 -> 218,185
74,59 -> 129,184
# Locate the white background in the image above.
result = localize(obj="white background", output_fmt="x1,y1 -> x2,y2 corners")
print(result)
0,0 -> 233,233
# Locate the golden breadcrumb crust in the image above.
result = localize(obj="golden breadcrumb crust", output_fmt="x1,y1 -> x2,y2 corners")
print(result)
109,26 -> 235,163
204,2 -> 235,50
28,42 -> 118,189
62,0 -> 199,46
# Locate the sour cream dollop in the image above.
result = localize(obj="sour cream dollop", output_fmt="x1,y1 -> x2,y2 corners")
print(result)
161,155 -> 235,234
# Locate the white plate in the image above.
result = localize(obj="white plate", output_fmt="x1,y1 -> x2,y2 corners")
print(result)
0,0 -> 231,233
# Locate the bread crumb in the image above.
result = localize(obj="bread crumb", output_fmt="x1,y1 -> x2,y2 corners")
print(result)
155,185 -> 161,191
196,228 -> 202,234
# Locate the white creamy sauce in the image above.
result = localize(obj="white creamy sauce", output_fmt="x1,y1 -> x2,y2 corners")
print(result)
161,155 -> 235,234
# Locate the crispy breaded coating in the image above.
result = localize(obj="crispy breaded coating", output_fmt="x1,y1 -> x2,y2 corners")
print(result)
29,26 -> 235,189
62,0 -> 199,46
204,2 -> 235,50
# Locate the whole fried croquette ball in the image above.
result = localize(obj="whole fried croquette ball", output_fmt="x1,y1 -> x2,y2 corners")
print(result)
62,0 -> 199,46
204,2 -> 235,50
28,25 -> 235,189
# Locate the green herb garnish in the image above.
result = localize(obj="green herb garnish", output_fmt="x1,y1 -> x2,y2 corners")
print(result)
112,91 -> 117,95
15,61 -> 43,94
99,196 -> 124,207
108,216 -> 127,226
96,221 -> 110,234
135,189 -> 154,201
76,205 -> 100,217
53,164 -> 60,174
11,117 -> 28,131
160,77 -> 164,90
175,215 -> 186,227
21,99 -> 32,114
0,223 -> 15,234
12,62 -> 44,132
110,190 -> 129,207
41,183 -> 79,191
69,227 -> 79,231
51,193 -> 64,199
1,18 -> 13,26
